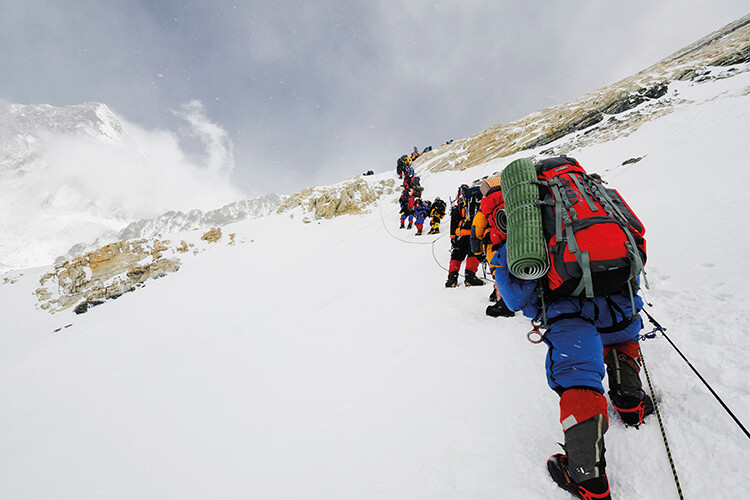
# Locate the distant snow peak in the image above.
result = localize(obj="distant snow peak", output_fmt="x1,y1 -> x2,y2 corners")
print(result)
0,102 -> 124,175
118,193 -> 286,240
0,100 -> 247,272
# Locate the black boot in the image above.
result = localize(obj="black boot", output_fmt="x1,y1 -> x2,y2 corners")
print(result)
464,270 -> 485,287
548,415 -> 611,499
489,289 -> 498,302
604,349 -> 653,427
486,298 -> 515,317
445,271 -> 459,288
548,453 -> 611,500
400,221 -> 405,229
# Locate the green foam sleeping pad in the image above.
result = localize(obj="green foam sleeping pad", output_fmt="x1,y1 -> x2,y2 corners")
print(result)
500,158 -> 549,280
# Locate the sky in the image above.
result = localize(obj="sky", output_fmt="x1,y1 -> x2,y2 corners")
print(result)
1,0 -> 748,197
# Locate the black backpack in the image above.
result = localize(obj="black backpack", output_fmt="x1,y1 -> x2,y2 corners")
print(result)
463,185 -> 483,223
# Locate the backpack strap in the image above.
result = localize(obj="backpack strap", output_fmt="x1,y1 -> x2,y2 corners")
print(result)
589,182 -> 650,291
548,178 -> 595,297
570,174 -> 599,212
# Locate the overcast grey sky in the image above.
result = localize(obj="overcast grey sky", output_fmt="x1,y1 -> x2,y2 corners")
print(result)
1,1 -> 747,196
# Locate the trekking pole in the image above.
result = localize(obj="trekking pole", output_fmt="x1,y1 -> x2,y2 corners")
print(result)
643,309 -> 750,440
638,345 -> 684,500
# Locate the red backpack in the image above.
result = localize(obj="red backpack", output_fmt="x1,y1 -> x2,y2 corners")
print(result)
480,188 -> 507,244
536,156 -> 647,298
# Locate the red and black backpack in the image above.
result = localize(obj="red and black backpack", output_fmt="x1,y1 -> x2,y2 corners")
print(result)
535,156 -> 647,298
479,177 -> 507,244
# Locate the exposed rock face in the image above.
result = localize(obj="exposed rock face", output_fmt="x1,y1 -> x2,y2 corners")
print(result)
36,222 -> 242,314
36,238 -> 185,314
277,177 -> 398,219
416,14 -> 750,174
201,227 -> 222,243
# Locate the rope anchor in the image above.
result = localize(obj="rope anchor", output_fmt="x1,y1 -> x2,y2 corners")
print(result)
527,319 -> 545,344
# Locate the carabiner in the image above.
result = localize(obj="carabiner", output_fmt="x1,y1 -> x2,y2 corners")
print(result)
527,319 -> 545,344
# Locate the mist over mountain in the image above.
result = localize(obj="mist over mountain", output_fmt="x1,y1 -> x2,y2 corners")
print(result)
0,101 -> 247,271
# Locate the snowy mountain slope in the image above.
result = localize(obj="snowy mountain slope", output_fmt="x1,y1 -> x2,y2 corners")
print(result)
414,12 -> 750,175
2,60 -> 750,499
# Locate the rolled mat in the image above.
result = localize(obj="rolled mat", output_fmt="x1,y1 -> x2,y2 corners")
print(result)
501,158 -> 549,279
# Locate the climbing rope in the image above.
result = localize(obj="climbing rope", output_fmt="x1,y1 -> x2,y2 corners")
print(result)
641,308 -> 750,440
376,177 -> 441,246
373,172 -> 493,283
639,345 -> 684,500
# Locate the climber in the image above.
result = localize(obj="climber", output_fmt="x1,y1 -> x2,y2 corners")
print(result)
428,197 -> 446,234
445,184 -> 485,288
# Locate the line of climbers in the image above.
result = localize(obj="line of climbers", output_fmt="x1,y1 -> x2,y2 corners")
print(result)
397,149 -> 445,236
400,154 -> 654,500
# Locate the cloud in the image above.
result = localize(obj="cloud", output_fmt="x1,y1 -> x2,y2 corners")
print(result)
0,100 -> 247,269
1,0 -> 748,199
173,100 -> 235,177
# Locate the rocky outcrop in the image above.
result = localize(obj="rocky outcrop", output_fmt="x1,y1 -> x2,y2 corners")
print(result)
416,14 -> 750,174
277,177 -> 398,220
200,227 -> 222,243
36,224 -> 239,314
36,238 -> 185,314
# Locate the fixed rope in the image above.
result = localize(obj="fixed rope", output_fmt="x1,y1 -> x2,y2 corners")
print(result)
642,308 -> 750,440
373,172 -> 492,282
638,345 -> 684,500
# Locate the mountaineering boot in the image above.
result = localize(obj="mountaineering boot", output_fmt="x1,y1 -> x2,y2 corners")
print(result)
604,347 -> 653,427
415,229 -> 423,236
445,271 -> 459,288
489,288 -> 498,302
464,270 -> 485,287
549,411 -> 610,500
407,222 -> 413,230
548,453 -> 611,500
549,389 -> 611,499
400,221 -> 405,229
485,297 -> 515,317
